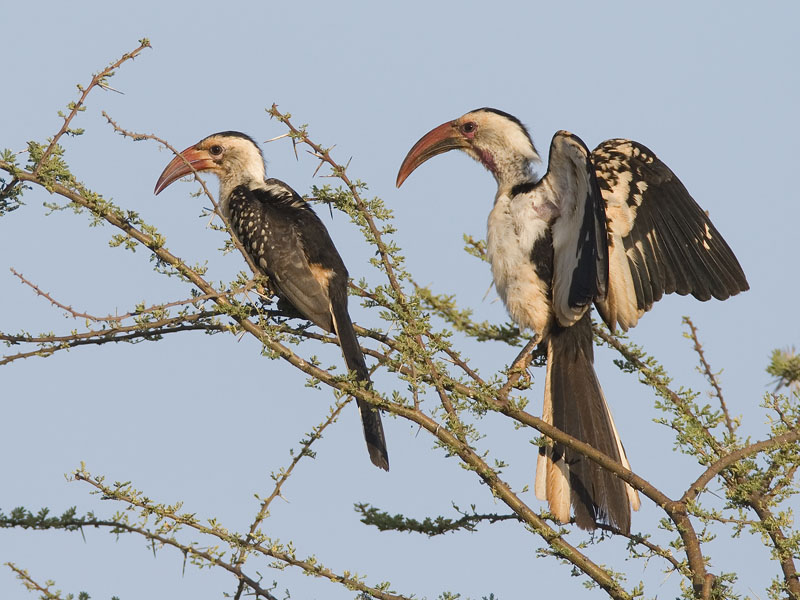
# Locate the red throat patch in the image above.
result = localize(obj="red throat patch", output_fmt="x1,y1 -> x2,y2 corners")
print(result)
477,148 -> 497,174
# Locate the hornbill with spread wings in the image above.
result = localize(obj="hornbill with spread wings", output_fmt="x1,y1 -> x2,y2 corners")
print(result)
396,108 -> 748,531
155,131 -> 389,470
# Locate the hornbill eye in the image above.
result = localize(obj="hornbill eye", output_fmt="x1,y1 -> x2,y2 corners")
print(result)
209,144 -> 223,156
461,122 -> 477,134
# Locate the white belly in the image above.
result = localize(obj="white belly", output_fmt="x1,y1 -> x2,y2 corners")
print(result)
487,196 -> 553,337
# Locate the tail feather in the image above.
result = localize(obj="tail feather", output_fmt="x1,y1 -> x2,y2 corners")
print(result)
329,283 -> 390,471
536,381 -> 570,523
534,313 -> 637,531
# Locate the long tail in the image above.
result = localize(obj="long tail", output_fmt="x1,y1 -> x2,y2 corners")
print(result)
329,285 -> 390,471
534,313 -> 639,531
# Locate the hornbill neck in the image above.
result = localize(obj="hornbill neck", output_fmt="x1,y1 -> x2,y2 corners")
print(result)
488,149 -> 538,197
217,163 -> 266,219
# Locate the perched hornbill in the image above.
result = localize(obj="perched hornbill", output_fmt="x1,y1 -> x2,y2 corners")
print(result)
155,131 -> 389,471
396,108 -> 748,531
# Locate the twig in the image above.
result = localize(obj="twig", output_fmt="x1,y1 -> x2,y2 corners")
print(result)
232,399 -> 350,600
269,107 -> 468,441
594,325 -> 724,458
594,524 -> 684,573
31,40 -> 151,182
1,312 -> 223,366
10,266 -> 253,322
496,338 -> 539,405
748,492 -> 800,600
683,317 -> 736,437
5,563 -> 61,599
683,426 -> 800,503
72,469 -> 413,600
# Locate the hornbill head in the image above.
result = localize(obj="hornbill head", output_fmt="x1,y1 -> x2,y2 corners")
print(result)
154,131 -> 266,199
396,108 -> 541,187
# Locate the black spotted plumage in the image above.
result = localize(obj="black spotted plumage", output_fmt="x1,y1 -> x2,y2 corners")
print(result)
227,182 -> 346,331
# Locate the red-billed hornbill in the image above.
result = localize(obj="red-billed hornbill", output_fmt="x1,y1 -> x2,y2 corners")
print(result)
155,131 -> 389,470
396,108 -> 748,531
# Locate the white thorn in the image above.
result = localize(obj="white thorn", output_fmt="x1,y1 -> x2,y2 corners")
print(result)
481,280 -> 495,302
98,82 -> 125,95
264,132 -> 291,143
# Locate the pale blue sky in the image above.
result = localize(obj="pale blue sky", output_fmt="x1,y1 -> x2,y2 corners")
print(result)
2,2 -> 798,598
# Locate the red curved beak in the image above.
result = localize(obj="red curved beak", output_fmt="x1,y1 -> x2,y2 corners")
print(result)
395,121 -> 469,188
154,145 -> 217,195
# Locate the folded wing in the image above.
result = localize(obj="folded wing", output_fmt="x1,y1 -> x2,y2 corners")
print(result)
546,131 -> 609,328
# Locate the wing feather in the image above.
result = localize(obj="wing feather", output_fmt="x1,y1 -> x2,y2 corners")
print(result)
592,139 -> 748,330
228,184 -> 341,332
545,131 -> 609,328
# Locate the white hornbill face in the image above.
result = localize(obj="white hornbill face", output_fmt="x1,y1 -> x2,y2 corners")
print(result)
154,131 -> 266,197
396,108 -> 541,187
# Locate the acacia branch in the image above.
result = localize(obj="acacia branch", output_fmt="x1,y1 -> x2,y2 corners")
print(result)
9,266 -> 254,323
268,108 -> 480,446
594,325 -> 724,459
72,469 -> 412,600
683,317 -> 736,437
232,398 -> 350,600
1,311 -> 223,366
748,492 -> 800,600
5,563 -> 63,599
30,40 -> 151,183
595,524 -> 684,573
496,338 -> 539,405
683,426 -> 800,503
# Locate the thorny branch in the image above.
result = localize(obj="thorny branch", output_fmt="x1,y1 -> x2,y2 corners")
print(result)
683,316 -> 736,437
71,468 -> 413,600
231,399 -> 350,600
0,311 -> 223,366
268,104 -> 406,301
9,266 -> 257,323
268,106 -> 476,443
5,563 -> 63,600
30,40 -> 151,185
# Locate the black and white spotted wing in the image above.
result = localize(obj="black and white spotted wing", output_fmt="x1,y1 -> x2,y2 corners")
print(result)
227,181 -> 346,333
591,139 -> 749,331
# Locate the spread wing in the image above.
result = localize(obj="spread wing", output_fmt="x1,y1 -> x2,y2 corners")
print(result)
591,139 -> 749,331
545,131 -> 609,328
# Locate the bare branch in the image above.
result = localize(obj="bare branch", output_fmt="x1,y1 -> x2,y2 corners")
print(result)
683,317 -> 736,437
30,40 -> 151,183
